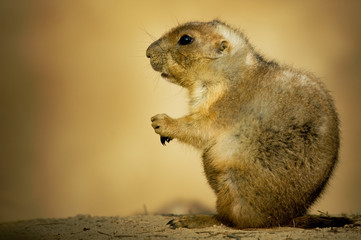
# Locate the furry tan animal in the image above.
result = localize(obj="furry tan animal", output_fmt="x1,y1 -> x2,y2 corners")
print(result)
146,20 -> 341,229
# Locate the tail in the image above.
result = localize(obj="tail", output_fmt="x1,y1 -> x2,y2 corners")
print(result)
290,215 -> 353,228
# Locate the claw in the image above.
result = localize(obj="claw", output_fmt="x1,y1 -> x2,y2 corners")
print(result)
161,136 -> 173,145
166,219 -> 177,229
166,218 -> 189,229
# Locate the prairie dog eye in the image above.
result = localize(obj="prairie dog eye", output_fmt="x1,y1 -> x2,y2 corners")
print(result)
178,35 -> 193,45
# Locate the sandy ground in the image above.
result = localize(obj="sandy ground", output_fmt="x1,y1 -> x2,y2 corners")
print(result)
0,214 -> 360,240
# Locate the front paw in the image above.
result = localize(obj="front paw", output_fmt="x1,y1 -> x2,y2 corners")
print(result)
151,113 -> 175,138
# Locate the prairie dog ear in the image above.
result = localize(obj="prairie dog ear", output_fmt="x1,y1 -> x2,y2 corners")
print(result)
218,40 -> 229,53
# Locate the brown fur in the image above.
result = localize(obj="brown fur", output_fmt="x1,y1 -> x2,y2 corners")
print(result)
146,20 -> 340,228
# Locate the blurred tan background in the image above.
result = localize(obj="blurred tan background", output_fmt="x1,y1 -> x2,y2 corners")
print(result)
1,0 -> 360,222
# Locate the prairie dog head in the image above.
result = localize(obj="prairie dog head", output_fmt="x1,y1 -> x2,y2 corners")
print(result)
146,20 -> 246,88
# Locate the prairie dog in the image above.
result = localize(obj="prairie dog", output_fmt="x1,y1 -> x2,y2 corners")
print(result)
146,20 -> 340,228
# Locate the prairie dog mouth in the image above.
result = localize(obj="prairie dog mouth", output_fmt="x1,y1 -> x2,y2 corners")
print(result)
160,72 -> 177,84
161,72 -> 170,78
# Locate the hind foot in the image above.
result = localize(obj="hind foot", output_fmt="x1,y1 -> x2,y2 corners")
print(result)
167,215 -> 221,229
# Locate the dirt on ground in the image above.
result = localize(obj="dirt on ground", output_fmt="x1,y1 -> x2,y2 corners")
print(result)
0,214 -> 360,240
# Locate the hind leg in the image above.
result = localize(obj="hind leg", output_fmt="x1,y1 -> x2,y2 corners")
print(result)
202,143 -> 267,228
215,185 -> 267,229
